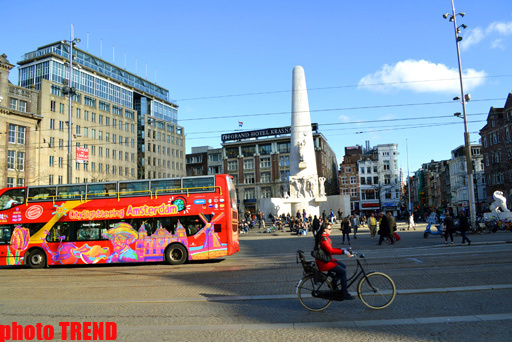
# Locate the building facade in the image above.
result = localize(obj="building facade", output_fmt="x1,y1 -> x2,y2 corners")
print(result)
1,42 -> 185,187
0,54 -> 42,187
185,146 -> 224,176
447,145 -> 485,215
220,125 -> 338,214
339,146 -> 362,214
480,93 -> 512,206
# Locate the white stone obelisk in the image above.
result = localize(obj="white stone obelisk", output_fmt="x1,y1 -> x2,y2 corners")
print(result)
289,66 -> 322,217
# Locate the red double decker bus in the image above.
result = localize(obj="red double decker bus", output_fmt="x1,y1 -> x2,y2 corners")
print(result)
0,174 -> 239,268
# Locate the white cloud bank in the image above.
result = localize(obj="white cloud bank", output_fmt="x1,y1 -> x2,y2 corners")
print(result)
358,59 -> 486,93
461,20 -> 512,50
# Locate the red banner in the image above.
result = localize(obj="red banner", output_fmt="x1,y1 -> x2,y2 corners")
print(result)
76,147 -> 89,163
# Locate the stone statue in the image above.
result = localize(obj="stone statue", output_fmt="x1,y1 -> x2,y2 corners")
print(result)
490,190 -> 510,212
298,139 -> 306,162
318,177 -> 326,197
307,176 -> 316,198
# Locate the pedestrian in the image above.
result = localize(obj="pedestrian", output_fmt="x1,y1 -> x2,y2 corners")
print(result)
322,210 -> 326,221
329,209 -> 335,224
369,212 -> 377,239
458,211 -> 471,245
302,209 -> 307,223
378,212 -> 394,245
313,223 -> 354,300
338,208 -> 343,221
312,215 -> 320,237
408,213 -> 416,230
351,213 -> 360,239
387,212 -> 397,243
341,216 -> 351,245
444,212 -> 456,246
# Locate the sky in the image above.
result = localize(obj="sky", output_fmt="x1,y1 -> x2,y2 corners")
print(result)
2,0 -> 512,174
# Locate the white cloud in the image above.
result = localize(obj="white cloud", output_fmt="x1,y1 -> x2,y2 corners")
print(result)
358,59 -> 486,93
461,20 -> 512,50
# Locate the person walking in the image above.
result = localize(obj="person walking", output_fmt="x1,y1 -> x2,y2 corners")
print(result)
444,212 -> 456,246
341,216 -> 351,245
387,212 -> 397,243
408,213 -> 416,230
378,212 -> 394,245
458,211 -> 471,245
368,212 -> 377,239
312,215 -> 320,237
351,213 -> 360,239
313,223 -> 354,300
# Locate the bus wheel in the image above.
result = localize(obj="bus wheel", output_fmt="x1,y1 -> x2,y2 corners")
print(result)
26,249 -> 47,269
165,244 -> 188,265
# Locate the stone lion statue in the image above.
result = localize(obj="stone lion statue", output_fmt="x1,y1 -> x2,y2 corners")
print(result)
489,191 -> 510,212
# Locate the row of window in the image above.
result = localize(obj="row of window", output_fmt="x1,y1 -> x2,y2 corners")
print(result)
225,142 -> 290,159
7,151 -> 25,171
9,98 -> 28,112
243,188 -> 273,199
8,124 -> 26,145
231,170 -> 289,185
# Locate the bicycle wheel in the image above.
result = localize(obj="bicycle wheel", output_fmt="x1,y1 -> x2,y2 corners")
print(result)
357,272 -> 396,310
297,273 -> 334,311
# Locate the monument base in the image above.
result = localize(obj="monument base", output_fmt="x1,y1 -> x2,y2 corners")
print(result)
299,162 -> 306,169
483,211 -> 512,221
315,197 -> 327,203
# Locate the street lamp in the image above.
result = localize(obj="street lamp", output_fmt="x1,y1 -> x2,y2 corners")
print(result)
443,0 -> 476,229
61,24 -> 80,184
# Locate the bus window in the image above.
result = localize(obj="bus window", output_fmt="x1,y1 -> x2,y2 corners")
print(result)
87,183 -> 117,198
47,222 -> 74,242
0,227 -> 12,244
57,185 -> 86,200
0,188 -> 25,210
183,176 -> 215,193
151,179 -> 182,194
118,181 -> 150,196
28,186 -> 56,201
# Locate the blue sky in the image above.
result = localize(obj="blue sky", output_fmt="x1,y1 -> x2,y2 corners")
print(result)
2,0 -> 512,173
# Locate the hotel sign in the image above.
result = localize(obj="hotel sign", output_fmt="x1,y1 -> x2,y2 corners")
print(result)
221,123 -> 318,142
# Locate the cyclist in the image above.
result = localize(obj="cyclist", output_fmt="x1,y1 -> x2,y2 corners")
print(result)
314,222 -> 354,300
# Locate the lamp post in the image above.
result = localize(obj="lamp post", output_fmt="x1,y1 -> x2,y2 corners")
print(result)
62,25 -> 80,184
443,0 -> 476,229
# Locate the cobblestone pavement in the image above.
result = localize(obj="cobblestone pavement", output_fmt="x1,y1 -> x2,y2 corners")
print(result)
1,223 -> 512,341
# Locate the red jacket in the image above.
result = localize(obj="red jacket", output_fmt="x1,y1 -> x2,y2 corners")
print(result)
315,233 -> 347,272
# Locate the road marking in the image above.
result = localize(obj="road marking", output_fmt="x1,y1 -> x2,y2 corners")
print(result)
4,284 -> 512,304
407,257 -> 423,263
116,313 -> 512,332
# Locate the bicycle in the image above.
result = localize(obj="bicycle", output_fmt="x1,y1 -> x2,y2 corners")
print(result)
295,249 -> 396,311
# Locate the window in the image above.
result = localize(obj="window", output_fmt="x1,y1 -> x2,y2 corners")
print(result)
49,155 -> 54,167
6,151 -> 16,170
244,188 -> 255,200
244,173 -> 255,184
59,103 -> 64,113
260,157 -> 271,168
8,124 -> 16,143
19,101 -> 27,112
350,176 -> 357,184
227,160 -> 238,171
261,172 -> 271,183
383,160 -> 390,170
10,98 -> 17,110
16,152 -> 25,171
243,159 -> 254,170
241,145 -> 256,157
350,188 -> 358,197
367,177 -> 372,185
341,176 -> 348,185
280,170 -> 290,182
259,144 -> 272,155
360,177 -> 366,185
345,167 -> 352,173
279,155 -> 289,166
261,188 -> 272,198
277,142 -> 290,153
